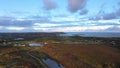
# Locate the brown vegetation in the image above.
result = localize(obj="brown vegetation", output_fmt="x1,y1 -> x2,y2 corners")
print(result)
0,44 -> 120,68
41,44 -> 120,68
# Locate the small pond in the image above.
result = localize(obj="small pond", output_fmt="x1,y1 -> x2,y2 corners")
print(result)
43,59 -> 64,68
29,43 -> 43,46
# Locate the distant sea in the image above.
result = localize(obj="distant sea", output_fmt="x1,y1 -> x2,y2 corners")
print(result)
61,32 -> 120,37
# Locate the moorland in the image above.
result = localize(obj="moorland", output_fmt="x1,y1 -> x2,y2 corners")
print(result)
0,32 -> 120,68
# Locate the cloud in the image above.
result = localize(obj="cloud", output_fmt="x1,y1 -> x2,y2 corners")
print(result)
90,4 -> 120,20
118,2 -> 120,5
0,19 -> 33,27
0,15 -> 50,27
0,15 -> 57,29
90,11 -> 120,20
116,8 -> 120,16
42,0 -> 57,10
51,16 -> 80,22
28,15 -> 49,22
0,14 -> 119,32
0,16 -> 15,26
68,0 -> 88,12
80,9 -> 88,15
0,16 -> 15,20
104,26 -> 120,32
33,23 -> 62,27
6,27 -> 25,31
11,11 -> 29,15
102,8 -> 120,20
32,25 -> 113,32
102,13 -> 116,20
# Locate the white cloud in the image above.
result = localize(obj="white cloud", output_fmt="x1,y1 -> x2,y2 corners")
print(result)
32,25 -> 112,32
98,19 -> 120,24
51,15 -> 84,22
118,26 -> 120,28
33,23 -> 62,27
33,27 -> 50,31
0,26 -> 3,29
6,27 -> 25,31
87,25 -> 112,31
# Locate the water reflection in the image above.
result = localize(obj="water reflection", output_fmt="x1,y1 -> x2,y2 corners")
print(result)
43,59 -> 64,68
29,43 -> 43,46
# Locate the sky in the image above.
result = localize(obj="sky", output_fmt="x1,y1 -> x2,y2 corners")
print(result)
0,0 -> 120,32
